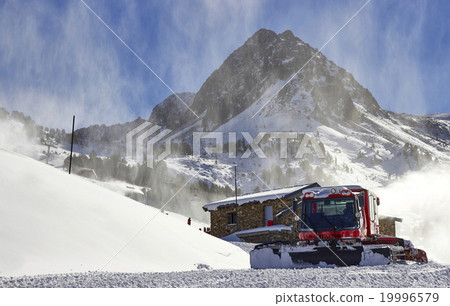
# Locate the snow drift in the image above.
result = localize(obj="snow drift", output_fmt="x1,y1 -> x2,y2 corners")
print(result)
0,149 -> 249,277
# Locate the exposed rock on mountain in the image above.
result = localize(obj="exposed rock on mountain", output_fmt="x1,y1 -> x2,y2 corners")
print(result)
148,92 -> 196,130
191,29 -> 385,130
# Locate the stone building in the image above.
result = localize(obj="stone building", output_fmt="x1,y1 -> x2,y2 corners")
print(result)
379,216 -> 402,237
203,183 -> 402,243
202,183 -> 320,243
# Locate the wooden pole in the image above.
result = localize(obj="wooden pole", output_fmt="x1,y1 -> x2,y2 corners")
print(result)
235,164 -> 239,231
69,115 -> 75,174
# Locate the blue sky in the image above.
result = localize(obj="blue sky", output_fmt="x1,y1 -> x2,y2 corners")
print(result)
0,0 -> 449,129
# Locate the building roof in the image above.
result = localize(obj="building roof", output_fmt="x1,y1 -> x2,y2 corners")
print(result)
235,225 -> 292,238
379,215 -> 403,222
202,182 -> 320,211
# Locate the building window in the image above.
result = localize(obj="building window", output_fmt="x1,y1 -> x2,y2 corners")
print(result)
228,212 -> 237,225
264,205 -> 273,226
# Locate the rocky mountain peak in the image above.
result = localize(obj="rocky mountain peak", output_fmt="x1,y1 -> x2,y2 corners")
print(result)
279,29 -> 295,39
245,28 -> 278,45
190,28 -> 384,130
191,29 -> 310,129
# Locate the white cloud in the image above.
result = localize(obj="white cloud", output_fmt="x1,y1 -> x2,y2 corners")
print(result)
0,0 -> 138,128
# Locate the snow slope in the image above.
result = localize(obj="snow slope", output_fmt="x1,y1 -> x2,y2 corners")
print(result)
0,149 -> 249,277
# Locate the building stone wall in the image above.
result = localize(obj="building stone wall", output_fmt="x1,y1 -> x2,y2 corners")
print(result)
379,216 -> 401,236
236,229 -> 294,243
209,198 -> 299,240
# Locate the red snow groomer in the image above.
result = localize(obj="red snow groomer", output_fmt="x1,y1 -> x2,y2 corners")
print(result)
250,185 -> 427,268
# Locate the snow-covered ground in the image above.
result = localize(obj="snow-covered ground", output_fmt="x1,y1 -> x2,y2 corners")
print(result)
165,155 -> 234,189
0,148 -> 249,277
0,262 -> 448,288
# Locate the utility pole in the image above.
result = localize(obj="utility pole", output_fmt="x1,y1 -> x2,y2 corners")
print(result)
69,115 -> 75,174
234,164 -> 239,231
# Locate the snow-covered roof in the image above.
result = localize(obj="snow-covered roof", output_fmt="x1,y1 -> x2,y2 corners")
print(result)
235,225 -> 292,237
203,183 -> 319,211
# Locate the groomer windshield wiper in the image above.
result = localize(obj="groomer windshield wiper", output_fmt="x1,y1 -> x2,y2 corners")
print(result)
302,213 -> 317,232
319,212 -> 340,232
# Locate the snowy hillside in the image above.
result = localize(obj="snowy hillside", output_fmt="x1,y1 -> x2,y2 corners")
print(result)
0,110 -> 72,168
0,149 -> 249,277
427,113 -> 450,122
